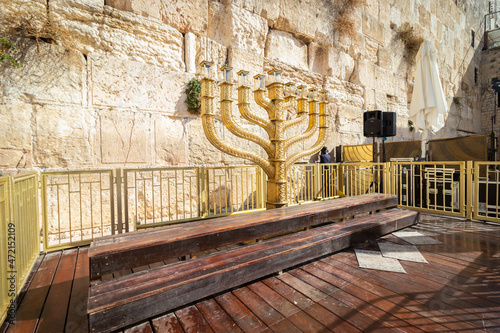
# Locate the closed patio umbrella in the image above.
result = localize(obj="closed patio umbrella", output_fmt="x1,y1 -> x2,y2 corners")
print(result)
409,40 -> 448,160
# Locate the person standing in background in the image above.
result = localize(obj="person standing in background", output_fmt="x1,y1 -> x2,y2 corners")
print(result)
319,146 -> 331,198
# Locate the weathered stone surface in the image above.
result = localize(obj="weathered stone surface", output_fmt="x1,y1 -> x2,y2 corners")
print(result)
187,117 -> 222,165
185,32 -> 196,74
266,30 -> 308,71
208,2 -> 268,55
362,13 -> 385,44
0,40 -> 85,105
228,46 -> 264,76
231,0 -> 280,26
50,0 -> 185,68
105,0 -> 208,35
0,102 -> 32,150
90,54 -> 193,115
153,115 -> 188,165
98,109 -> 151,164
196,36 -> 228,74
34,104 -> 93,167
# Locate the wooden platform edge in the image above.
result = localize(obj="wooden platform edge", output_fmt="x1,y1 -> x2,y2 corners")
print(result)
88,209 -> 419,333
89,194 -> 398,279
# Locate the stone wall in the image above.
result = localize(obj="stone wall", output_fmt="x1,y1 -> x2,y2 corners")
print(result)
0,0 -> 490,173
480,46 -> 500,135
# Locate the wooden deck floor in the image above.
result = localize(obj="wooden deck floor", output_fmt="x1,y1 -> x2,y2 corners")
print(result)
2,214 -> 500,333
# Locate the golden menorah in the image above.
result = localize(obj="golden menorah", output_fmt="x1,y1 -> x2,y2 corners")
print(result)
199,61 -> 329,209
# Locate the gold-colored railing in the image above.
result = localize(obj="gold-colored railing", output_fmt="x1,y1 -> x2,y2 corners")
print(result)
342,162 -> 389,196
287,163 -> 340,205
0,176 -> 9,324
473,162 -> 500,222
391,161 -> 466,217
34,161 -> 500,252
41,170 -> 114,251
0,173 -> 40,325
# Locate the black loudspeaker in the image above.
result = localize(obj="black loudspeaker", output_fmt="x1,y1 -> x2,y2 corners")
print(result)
363,110 -> 383,137
382,111 -> 396,137
363,111 -> 396,137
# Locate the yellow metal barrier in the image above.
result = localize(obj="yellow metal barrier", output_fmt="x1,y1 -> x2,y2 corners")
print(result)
341,162 -> 388,196
287,163 -> 340,205
124,167 -> 201,229
201,165 -> 265,218
0,176 -> 10,324
41,170 -> 114,251
391,161 -> 466,217
11,173 -> 39,294
473,162 -> 500,222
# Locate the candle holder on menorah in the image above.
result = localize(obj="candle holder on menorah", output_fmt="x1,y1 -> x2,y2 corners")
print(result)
199,61 -> 329,209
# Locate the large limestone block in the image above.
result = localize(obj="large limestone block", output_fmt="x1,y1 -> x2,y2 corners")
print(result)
336,105 -> 364,135
98,109 -> 152,165
308,43 -> 330,75
0,149 -> 32,169
50,1 -> 185,68
208,2 -> 268,56
153,115 -> 188,165
187,117 -> 222,165
362,13 -> 385,44
0,40 -> 85,105
228,46 -> 264,76
89,54 -> 193,115
265,30 -> 308,71
231,0 -> 280,26
105,0 -> 208,35
0,102 -> 32,150
195,36 -> 228,74
276,0 -> 334,43
34,105 -> 93,168
325,77 -> 364,109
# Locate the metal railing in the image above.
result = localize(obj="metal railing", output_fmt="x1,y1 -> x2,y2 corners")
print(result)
342,162 -> 388,196
41,170 -> 114,251
0,173 -> 40,325
473,162 -> 500,221
391,162 -> 466,217
0,177 -> 9,324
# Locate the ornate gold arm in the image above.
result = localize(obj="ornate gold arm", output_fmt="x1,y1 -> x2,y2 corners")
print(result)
220,83 -> 274,157
254,89 -> 275,119
238,86 -> 274,138
284,99 -> 319,151
286,102 -> 329,168
283,97 -> 306,131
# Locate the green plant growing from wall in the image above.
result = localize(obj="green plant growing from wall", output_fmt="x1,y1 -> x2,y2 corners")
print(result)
0,37 -> 22,68
453,96 -> 463,111
185,78 -> 202,115
396,23 -> 424,65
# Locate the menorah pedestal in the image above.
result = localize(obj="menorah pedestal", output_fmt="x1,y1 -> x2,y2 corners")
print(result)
265,179 -> 288,209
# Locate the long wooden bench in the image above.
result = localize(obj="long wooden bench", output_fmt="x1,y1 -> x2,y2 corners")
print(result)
89,193 -> 398,280
88,206 -> 419,332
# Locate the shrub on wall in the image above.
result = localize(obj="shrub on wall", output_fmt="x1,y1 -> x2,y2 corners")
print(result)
185,78 -> 201,115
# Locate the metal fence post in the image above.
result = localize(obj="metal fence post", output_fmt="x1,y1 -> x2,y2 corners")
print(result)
466,161 -> 473,220
199,167 -> 209,217
116,168 -> 123,234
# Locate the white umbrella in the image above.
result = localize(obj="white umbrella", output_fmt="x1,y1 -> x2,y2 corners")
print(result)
409,40 -> 448,160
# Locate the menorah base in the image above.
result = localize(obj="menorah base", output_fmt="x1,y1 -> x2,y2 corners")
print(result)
265,201 -> 288,209
266,179 -> 288,209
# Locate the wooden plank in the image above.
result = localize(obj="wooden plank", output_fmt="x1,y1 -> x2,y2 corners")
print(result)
320,254 -> 479,332
123,322 -> 153,333
7,252 -> 61,333
215,292 -> 267,333
285,270 -> 424,333
231,287 -> 302,333
65,247 -> 90,333
264,275 -> 385,332
300,261 -> 448,332
175,305 -> 213,333
151,313 -> 184,333
195,299 -> 243,333
89,194 -> 398,278
333,252 -> 492,330
247,282 -> 332,333
36,249 -> 78,333
89,209 -> 417,332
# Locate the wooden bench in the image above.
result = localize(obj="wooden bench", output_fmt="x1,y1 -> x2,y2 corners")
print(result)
88,194 -> 419,332
88,193 -> 398,280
